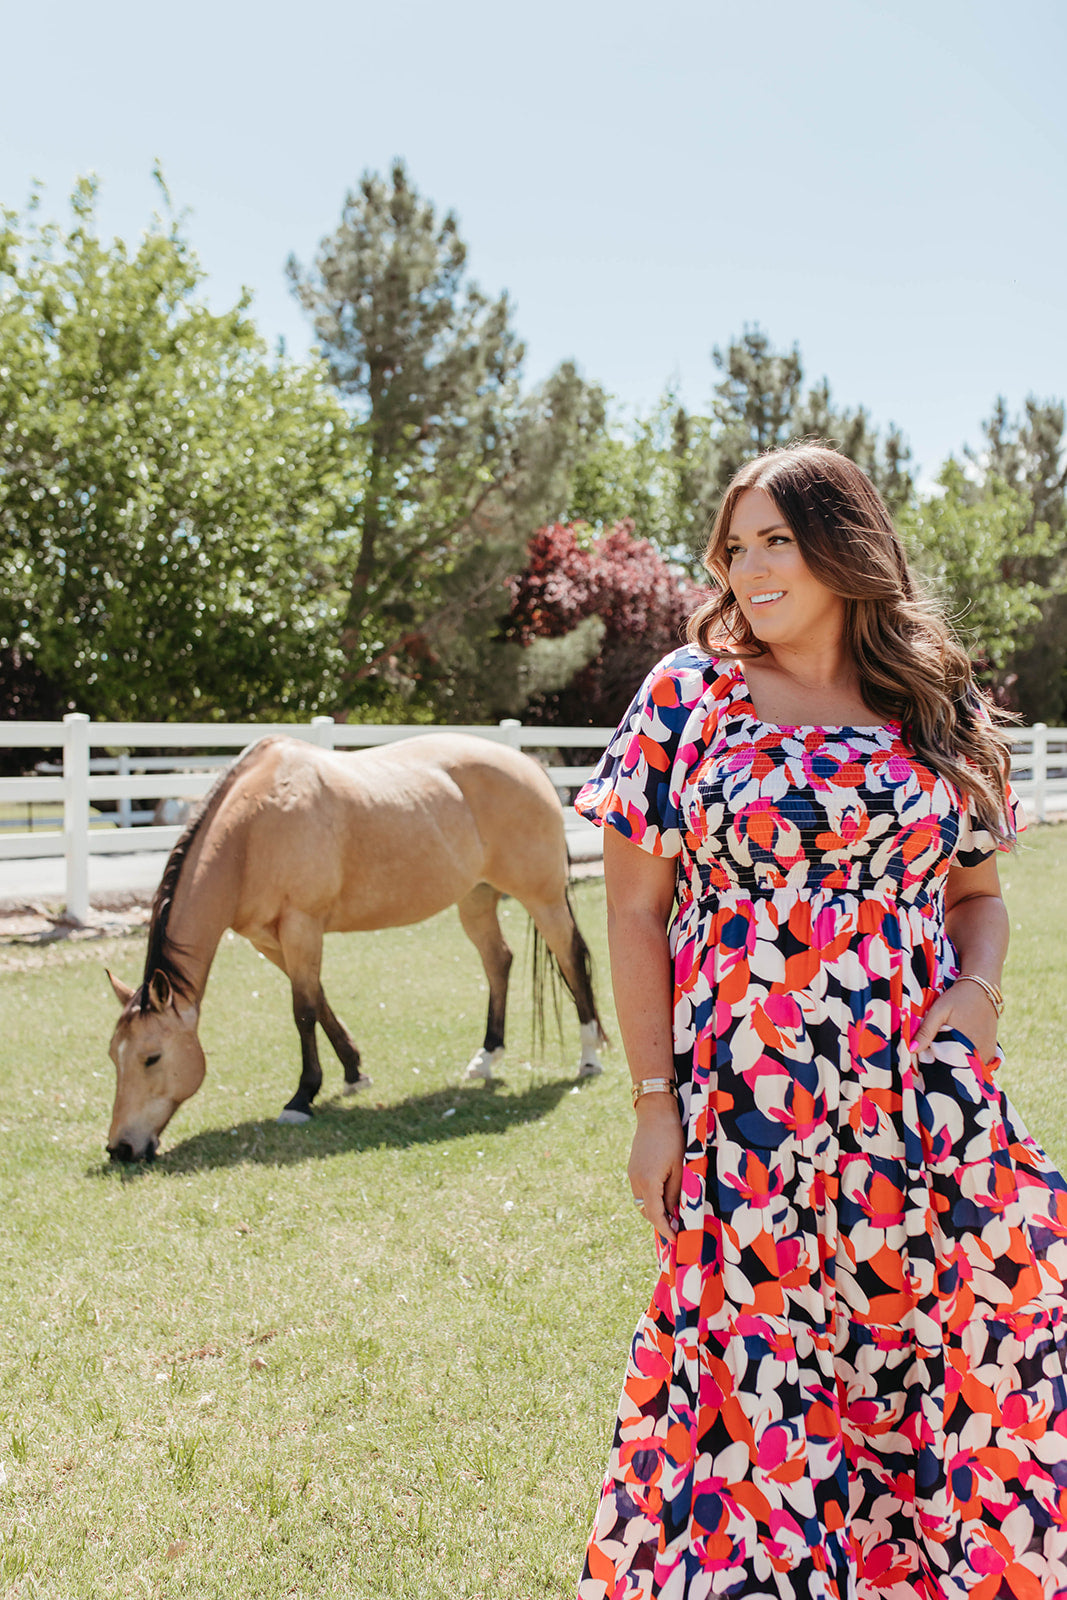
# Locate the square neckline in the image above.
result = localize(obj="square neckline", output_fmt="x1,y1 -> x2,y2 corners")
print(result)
722,657 -> 900,736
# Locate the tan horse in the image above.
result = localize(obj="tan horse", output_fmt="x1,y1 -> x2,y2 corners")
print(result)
106,733 -> 606,1162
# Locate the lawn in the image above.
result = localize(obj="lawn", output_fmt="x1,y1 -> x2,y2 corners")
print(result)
0,828 -> 1065,1600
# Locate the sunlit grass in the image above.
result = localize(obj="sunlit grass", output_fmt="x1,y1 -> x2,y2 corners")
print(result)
0,830 -> 1064,1598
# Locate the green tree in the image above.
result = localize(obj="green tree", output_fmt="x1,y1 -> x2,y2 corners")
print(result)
697,326 -> 914,528
968,395 -> 1067,537
964,396 -> 1067,720
898,460 -> 1058,671
289,161 -> 606,710
0,177 -> 356,720
562,328 -> 913,582
568,391 -> 711,564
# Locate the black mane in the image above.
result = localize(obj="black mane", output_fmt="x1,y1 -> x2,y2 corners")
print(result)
137,741 -> 270,1011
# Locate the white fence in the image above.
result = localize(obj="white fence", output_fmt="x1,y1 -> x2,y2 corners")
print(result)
0,714 -> 615,920
1,716 -> 1064,922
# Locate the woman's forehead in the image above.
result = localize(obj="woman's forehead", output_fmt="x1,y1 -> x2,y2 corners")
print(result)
729,486 -> 787,536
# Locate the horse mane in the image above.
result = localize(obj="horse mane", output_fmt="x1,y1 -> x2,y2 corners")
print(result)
138,740 -> 273,1011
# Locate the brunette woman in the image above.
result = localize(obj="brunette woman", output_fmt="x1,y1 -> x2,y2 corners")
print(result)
575,444 -> 1067,1598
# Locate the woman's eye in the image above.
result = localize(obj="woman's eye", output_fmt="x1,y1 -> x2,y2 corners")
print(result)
724,546 -> 740,560
144,1053 -> 161,1068
767,534 -> 791,546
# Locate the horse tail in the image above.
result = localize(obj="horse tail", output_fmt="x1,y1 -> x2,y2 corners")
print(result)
529,889 -> 606,1056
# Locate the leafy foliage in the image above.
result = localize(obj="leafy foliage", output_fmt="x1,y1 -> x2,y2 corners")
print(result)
505,520 -> 706,724
963,397 -> 1067,720
564,327 -> 914,578
698,325 -> 914,528
0,178 -> 355,720
3,167 -> 1066,730
288,162 -> 606,711
899,461 -> 1059,672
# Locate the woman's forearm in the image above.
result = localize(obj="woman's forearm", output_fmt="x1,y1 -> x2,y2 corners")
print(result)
945,891 -> 1009,986
606,901 -> 675,1082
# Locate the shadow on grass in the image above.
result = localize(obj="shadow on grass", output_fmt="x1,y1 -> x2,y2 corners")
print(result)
90,1073 -> 595,1179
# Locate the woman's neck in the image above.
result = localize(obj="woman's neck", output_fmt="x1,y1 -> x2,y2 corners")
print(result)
739,640 -> 878,726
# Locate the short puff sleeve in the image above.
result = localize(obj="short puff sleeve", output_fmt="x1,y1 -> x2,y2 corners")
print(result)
574,646 -> 715,858
955,783 -> 1025,869
954,700 -> 1026,867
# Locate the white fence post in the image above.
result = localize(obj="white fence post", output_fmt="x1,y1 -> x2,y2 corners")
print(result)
117,752 -> 132,827
309,715 -> 336,750
498,718 -> 523,750
63,713 -> 91,923
1033,722 -> 1047,824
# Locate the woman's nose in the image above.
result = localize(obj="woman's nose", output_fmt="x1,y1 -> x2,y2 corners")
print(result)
732,546 -> 766,578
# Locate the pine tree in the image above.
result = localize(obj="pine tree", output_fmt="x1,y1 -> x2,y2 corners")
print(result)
289,162 -> 605,711
964,396 -> 1067,719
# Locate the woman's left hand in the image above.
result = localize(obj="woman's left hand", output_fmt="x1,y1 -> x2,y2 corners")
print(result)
912,978 -> 1000,1066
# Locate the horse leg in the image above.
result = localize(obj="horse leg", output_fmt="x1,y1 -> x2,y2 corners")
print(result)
524,893 -> 606,1078
274,910 -> 328,1124
317,993 -> 371,1096
252,928 -> 368,1097
456,883 -> 512,1081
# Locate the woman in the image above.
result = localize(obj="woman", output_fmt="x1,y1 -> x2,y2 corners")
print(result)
574,444 -> 1067,1599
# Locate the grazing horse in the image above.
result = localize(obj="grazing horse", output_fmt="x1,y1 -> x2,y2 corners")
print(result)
105,733 -> 606,1162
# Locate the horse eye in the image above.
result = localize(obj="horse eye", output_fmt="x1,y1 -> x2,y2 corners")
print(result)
144,1053 -> 161,1068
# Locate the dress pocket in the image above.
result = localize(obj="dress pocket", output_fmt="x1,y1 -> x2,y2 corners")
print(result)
914,1028 -> 1007,1173
938,1023 -> 1000,1076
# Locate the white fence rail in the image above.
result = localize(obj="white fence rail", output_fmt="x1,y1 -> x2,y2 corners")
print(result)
1,716 -> 1064,921
0,714 -> 616,919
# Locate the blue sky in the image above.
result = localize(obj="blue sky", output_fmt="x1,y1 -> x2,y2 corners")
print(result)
3,0 -> 1064,484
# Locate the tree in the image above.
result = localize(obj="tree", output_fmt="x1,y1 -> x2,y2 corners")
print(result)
0,177 -> 356,721
697,326 -> 914,528
288,162 -> 606,710
504,521 -> 706,724
561,328 -> 914,583
963,396 -> 1067,720
567,391 -> 710,565
967,396 -> 1067,537
898,461 -> 1058,672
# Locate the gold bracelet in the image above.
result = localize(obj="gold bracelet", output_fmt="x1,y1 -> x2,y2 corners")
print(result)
956,973 -> 1004,1016
631,1077 -> 678,1107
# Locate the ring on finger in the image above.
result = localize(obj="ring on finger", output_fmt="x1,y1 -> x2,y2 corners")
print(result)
632,1195 -> 646,1207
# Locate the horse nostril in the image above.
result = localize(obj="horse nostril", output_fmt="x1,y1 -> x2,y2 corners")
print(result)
109,1141 -> 135,1164
144,1140 -> 158,1164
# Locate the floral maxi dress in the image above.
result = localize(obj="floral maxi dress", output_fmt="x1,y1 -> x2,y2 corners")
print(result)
575,646 -> 1067,1600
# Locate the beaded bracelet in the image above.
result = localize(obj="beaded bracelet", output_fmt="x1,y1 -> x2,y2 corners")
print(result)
956,973 -> 1004,1017
631,1077 -> 679,1107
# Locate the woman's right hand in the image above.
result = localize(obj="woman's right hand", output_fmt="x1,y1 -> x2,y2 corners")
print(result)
629,1092 -> 685,1241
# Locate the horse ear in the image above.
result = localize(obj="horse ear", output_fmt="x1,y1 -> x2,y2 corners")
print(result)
148,971 -> 173,1012
107,969 -> 135,1006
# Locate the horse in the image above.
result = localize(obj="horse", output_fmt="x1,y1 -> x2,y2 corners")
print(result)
105,733 -> 606,1162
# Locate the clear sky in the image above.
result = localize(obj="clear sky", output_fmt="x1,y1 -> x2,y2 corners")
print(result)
3,0 -> 1064,483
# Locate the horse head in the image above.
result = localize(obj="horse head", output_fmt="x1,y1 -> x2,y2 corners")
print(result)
106,970 -> 205,1162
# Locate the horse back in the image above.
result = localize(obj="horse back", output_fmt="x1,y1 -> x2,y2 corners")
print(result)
225,734 -> 566,935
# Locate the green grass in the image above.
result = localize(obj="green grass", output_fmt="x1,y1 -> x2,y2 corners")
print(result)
0,832 -> 1065,1599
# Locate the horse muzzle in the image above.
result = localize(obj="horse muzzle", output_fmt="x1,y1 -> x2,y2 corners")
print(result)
107,1137 -> 158,1164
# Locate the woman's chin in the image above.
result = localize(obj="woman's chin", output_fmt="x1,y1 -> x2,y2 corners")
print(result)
748,613 -> 789,643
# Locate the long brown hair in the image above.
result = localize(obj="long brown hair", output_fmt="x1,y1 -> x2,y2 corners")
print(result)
686,443 -> 1015,839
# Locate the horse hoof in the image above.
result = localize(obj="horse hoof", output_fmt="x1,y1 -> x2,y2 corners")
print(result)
342,1077 -> 373,1096
277,1107 -> 313,1125
577,1059 -> 604,1080
464,1046 -> 505,1081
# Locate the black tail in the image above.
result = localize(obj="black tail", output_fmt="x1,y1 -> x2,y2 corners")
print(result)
529,891 -> 606,1057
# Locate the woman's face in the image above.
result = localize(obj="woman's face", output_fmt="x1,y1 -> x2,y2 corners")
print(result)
723,487 -> 846,650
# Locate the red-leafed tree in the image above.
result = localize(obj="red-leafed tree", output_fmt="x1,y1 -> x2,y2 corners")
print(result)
506,520 -> 706,724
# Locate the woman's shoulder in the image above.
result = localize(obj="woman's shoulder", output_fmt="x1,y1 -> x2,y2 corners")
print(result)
640,643 -> 741,709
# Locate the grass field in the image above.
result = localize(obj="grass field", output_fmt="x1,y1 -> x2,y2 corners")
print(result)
0,829 -> 1065,1600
